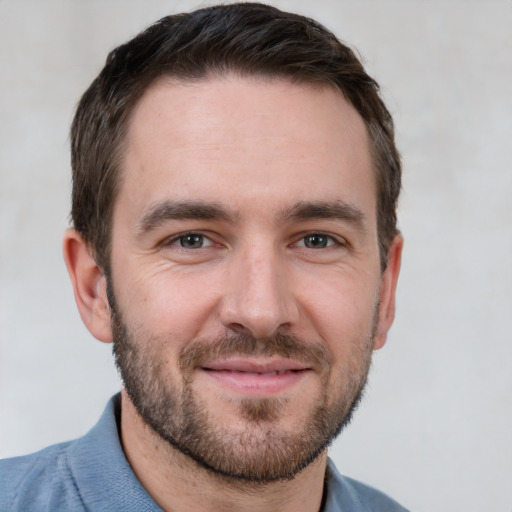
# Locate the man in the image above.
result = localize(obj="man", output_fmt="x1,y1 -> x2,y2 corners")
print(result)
1,3 -> 406,511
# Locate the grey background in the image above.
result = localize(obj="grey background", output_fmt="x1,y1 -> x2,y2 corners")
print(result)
1,1 -> 511,510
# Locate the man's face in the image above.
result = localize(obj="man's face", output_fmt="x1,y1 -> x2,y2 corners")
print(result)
108,76 -> 392,481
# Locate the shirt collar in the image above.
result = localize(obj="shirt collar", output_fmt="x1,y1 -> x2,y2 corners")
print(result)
67,394 -> 361,512
67,394 -> 163,511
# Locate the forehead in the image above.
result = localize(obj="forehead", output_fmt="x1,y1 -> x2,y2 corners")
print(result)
118,75 -> 375,225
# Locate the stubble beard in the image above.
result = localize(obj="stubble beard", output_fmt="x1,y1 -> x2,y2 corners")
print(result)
109,288 -> 376,483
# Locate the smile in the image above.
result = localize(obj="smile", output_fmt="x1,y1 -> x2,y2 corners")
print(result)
199,358 -> 312,395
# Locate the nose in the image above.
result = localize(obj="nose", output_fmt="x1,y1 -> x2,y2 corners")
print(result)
219,242 -> 299,339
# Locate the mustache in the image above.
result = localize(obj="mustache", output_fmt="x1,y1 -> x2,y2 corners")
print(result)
178,332 -> 333,377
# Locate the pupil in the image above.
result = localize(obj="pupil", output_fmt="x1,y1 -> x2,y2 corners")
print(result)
305,235 -> 327,248
181,234 -> 203,248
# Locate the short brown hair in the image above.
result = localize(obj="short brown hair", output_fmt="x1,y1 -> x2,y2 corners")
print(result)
71,2 -> 401,271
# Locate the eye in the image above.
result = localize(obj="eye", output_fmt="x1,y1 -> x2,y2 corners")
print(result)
170,233 -> 213,249
298,233 -> 337,249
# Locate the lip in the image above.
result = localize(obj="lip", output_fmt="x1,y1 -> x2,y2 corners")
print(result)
203,357 -> 310,373
199,358 -> 312,396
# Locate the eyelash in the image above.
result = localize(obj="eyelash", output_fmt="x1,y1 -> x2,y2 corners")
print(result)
294,232 -> 344,249
163,231 -> 345,250
164,232 -> 214,249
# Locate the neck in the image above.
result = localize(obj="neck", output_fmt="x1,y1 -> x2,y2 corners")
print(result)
119,391 -> 327,512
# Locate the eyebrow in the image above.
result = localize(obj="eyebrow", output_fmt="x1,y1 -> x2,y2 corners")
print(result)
284,200 -> 367,230
137,200 -> 236,234
137,198 -> 367,235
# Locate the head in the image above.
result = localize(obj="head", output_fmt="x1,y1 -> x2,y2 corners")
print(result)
70,2 -> 400,274
65,3 -> 402,484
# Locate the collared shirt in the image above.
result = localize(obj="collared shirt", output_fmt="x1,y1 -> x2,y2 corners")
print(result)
1,395 -> 409,511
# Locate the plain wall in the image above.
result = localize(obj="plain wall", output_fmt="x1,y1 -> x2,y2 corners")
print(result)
1,1 -> 511,510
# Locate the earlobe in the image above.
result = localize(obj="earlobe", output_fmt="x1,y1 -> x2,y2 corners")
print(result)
373,233 -> 403,350
62,228 -> 113,343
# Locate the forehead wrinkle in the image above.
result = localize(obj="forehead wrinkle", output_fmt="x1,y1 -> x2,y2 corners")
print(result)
137,200 -> 238,235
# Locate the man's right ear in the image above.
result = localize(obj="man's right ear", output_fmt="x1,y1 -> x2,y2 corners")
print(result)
63,228 -> 113,343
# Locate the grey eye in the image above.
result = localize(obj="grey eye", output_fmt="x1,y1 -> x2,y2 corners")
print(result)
179,234 -> 205,249
303,234 -> 329,248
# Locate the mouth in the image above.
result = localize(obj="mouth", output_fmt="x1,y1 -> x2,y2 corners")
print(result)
199,358 -> 312,396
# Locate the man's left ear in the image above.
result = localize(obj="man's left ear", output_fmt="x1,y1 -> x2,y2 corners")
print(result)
62,228 -> 113,343
373,233 -> 403,350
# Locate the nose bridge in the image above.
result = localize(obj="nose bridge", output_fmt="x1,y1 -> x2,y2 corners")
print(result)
220,239 -> 297,338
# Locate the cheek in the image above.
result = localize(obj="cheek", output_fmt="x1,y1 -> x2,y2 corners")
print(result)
116,262 -> 223,342
298,270 -> 379,346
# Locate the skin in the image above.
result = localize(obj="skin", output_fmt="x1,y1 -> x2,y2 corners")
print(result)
63,76 -> 402,512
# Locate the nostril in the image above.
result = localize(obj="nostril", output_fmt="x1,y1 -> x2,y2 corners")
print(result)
227,323 -> 251,335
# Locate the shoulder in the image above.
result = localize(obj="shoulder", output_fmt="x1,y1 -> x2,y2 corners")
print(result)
326,459 -> 410,512
0,441 -> 86,512
0,395 -> 161,512
340,476 -> 410,512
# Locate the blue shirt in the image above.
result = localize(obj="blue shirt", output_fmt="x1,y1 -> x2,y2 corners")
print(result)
1,395 -> 409,511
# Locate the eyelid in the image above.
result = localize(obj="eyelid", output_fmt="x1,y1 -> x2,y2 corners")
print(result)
159,230 -> 348,250
292,232 -> 347,248
162,231 -> 215,248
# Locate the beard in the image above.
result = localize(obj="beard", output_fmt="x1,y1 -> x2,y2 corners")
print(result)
109,285 -> 376,483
